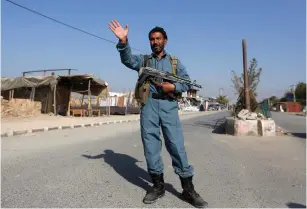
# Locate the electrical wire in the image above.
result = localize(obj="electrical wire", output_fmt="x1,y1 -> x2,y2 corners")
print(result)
4,0 -> 144,52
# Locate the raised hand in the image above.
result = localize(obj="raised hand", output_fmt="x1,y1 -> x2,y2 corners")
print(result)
108,20 -> 128,43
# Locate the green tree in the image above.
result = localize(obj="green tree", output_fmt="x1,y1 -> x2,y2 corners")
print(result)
269,96 -> 280,106
295,82 -> 306,106
231,58 -> 263,113
216,95 -> 229,105
280,91 -> 291,102
234,88 -> 259,114
231,58 -> 263,96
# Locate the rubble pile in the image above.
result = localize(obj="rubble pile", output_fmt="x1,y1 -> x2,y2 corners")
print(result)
236,109 -> 266,120
178,98 -> 200,112
1,98 -> 42,118
181,106 -> 199,112
275,126 -> 285,136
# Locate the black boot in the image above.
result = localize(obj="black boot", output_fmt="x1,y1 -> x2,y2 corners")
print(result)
143,173 -> 166,204
180,176 -> 208,208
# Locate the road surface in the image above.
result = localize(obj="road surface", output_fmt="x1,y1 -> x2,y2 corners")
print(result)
271,112 -> 306,138
2,111 -> 306,208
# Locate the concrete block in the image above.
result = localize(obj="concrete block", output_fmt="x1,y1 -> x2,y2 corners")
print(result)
225,117 -> 235,135
7,131 -> 14,137
258,120 -> 276,136
226,117 -> 276,137
236,119 -> 258,136
226,117 -> 258,136
48,126 -> 58,131
1,133 -> 8,138
61,125 -> 71,130
32,128 -> 44,133
13,130 -> 27,136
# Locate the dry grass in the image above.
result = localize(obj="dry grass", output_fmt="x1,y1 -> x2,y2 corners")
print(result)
1,98 -> 42,118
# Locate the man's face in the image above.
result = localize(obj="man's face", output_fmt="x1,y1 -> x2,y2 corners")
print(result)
149,32 -> 167,54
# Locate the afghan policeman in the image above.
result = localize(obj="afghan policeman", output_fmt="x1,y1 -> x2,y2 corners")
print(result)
108,20 -> 208,208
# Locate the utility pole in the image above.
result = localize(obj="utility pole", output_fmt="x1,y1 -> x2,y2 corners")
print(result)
242,39 -> 251,111
290,85 -> 296,102
219,88 -> 224,97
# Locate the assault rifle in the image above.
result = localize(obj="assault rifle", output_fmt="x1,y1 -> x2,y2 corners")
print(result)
138,67 -> 202,89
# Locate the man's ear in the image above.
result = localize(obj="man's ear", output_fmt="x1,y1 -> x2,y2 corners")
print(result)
164,39 -> 167,45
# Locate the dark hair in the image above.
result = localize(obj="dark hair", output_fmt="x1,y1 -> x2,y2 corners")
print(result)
148,26 -> 168,40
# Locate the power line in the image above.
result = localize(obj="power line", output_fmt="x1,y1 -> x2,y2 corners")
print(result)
4,0 -> 144,52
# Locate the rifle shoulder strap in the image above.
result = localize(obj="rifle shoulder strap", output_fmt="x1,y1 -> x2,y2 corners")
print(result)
169,55 -> 178,75
169,55 -> 183,99
143,54 -> 150,67
138,54 -> 149,77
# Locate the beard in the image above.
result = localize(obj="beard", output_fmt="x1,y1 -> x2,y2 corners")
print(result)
151,44 -> 164,54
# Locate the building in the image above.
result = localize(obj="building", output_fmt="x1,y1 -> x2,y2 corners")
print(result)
276,102 -> 302,112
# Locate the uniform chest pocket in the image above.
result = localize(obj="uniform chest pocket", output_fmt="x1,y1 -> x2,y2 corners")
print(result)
162,67 -> 171,73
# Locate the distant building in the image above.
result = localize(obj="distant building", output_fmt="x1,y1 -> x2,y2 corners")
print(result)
108,92 -> 123,97
182,87 -> 200,98
187,87 -> 199,98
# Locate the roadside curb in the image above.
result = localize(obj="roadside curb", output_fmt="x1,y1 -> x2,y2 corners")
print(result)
1,111 -> 222,138
1,118 -> 141,138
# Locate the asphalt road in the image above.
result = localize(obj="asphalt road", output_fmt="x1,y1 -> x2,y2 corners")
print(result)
2,111 -> 306,208
271,112 -> 306,138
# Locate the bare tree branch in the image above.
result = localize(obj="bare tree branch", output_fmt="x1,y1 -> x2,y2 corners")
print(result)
231,70 -> 243,94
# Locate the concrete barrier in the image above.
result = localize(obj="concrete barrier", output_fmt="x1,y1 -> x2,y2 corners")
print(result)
226,117 -> 276,137
225,117 -> 235,135
258,119 -> 276,136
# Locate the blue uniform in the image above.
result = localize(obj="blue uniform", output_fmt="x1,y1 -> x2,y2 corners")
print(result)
116,41 -> 194,178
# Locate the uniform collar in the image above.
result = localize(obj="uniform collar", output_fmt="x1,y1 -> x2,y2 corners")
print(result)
149,50 -> 169,59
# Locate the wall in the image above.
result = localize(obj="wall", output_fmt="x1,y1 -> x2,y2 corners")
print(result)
286,102 -> 302,112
